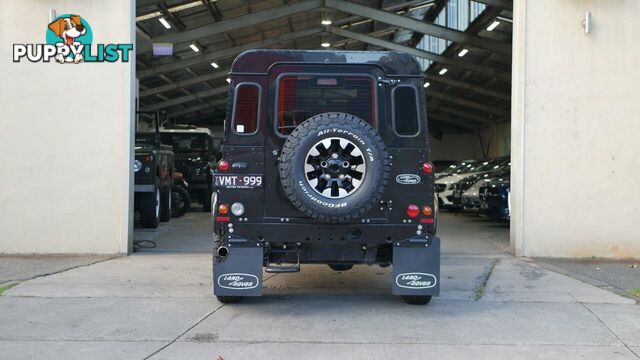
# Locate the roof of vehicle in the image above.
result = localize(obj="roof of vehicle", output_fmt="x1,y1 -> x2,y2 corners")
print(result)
160,127 -> 212,136
231,50 -> 423,76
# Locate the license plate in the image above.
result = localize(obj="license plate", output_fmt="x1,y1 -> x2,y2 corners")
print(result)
215,174 -> 263,189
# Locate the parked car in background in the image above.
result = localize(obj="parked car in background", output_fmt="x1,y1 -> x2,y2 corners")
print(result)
160,125 -> 216,212
454,161 -> 511,209
134,111 -> 175,228
479,176 -> 511,220
436,157 -> 509,209
460,168 -> 510,210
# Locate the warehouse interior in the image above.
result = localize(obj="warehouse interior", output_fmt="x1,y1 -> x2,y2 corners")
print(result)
135,0 -> 512,160
131,0 -> 514,253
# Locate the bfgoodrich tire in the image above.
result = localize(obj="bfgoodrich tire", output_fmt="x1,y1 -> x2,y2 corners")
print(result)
279,113 -> 390,223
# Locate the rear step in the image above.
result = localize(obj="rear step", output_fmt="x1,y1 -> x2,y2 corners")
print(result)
265,246 -> 300,273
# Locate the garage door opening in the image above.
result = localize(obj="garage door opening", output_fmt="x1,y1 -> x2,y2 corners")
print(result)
132,0 -> 513,255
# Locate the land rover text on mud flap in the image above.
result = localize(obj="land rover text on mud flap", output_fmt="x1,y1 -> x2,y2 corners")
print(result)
134,111 -> 175,228
212,50 -> 440,305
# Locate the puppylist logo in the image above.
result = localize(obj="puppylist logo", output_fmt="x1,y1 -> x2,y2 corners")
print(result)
13,14 -> 133,64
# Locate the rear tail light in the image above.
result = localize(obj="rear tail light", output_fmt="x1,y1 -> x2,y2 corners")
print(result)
217,160 -> 230,172
406,204 -> 420,218
218,203 -> 229,215
422,162 -> 433,174
422,206 -> 433,216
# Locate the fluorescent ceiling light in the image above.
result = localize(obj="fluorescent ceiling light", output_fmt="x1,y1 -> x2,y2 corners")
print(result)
158,17 -> 171,29
409,3 -> 435,11
487,21 -> 500,31
210,62 -> 219,69
438,68 -> 448,75
423,82 -> 430,88
189,43 -> 199,52
342,19 -> 372,28
136,0 -> 205,21
321,19 -> 332,25
458,49 -> 468,57
226,78 -> 231,83
321,42 -> 331,48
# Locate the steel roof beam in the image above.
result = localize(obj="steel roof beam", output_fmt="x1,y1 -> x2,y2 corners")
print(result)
138,27 -> 322,79
140,0 -> 434,94
141,86 -> 228,111
327,27 -> 510,81
427,92 -> 509,116
324,0 -> 511,56
430,104 -> 494,123
168,98 -> 228,118
473,0 -> 512,11
140,71 -> 228,98
424,74 -> 510,101
137,0 -> 323,54
428,115 -> 478,130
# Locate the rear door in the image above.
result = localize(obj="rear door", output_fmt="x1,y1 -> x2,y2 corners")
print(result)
383,79 -> 435,225
263,64 -> 387,221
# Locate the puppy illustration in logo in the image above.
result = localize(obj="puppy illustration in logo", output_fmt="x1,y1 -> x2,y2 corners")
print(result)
47,15 -> 86,63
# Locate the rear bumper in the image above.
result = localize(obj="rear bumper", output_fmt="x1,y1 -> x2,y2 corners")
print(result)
213,234 -> 441,297
216,221 -> 434,246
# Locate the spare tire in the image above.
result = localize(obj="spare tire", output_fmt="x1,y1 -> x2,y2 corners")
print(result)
279,112 -> 390,223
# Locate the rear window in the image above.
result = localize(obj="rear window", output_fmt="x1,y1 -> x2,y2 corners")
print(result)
232,83 -> 260,135
276,75 -> 375,136
393,86 -> 420,136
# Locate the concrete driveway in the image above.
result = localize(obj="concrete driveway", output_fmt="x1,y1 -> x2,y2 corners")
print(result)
1,213 -> 638,359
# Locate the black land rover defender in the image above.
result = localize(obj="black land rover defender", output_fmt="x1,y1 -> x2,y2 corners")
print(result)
160,125 -> 216,211
213,50 -> 440,305
134,111 -> 175,228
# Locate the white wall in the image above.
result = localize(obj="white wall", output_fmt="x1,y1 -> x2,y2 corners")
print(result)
0,1 -> 134,253
512,0 -> 640,258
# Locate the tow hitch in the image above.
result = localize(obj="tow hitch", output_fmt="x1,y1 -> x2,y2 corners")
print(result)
265,244 -> 301,273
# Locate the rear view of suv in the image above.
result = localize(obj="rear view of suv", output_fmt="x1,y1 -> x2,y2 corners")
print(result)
212,50 -> 440,305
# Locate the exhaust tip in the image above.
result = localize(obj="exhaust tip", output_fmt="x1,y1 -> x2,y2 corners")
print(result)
217,246 -> 229,257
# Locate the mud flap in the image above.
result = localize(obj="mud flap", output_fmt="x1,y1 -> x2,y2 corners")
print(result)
392,235 -> 440,296
213,235 -> 264,297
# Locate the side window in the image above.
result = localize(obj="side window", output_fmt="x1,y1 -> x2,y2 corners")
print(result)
232,83 -> 260,135
393,86 -> 420,136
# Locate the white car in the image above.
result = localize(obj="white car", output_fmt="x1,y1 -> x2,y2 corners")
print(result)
435,159 -> 510,208
461,179 -> 484,209
435,161 -> 482,208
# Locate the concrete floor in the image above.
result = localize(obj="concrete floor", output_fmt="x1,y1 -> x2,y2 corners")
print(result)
1,212 -> 639,359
